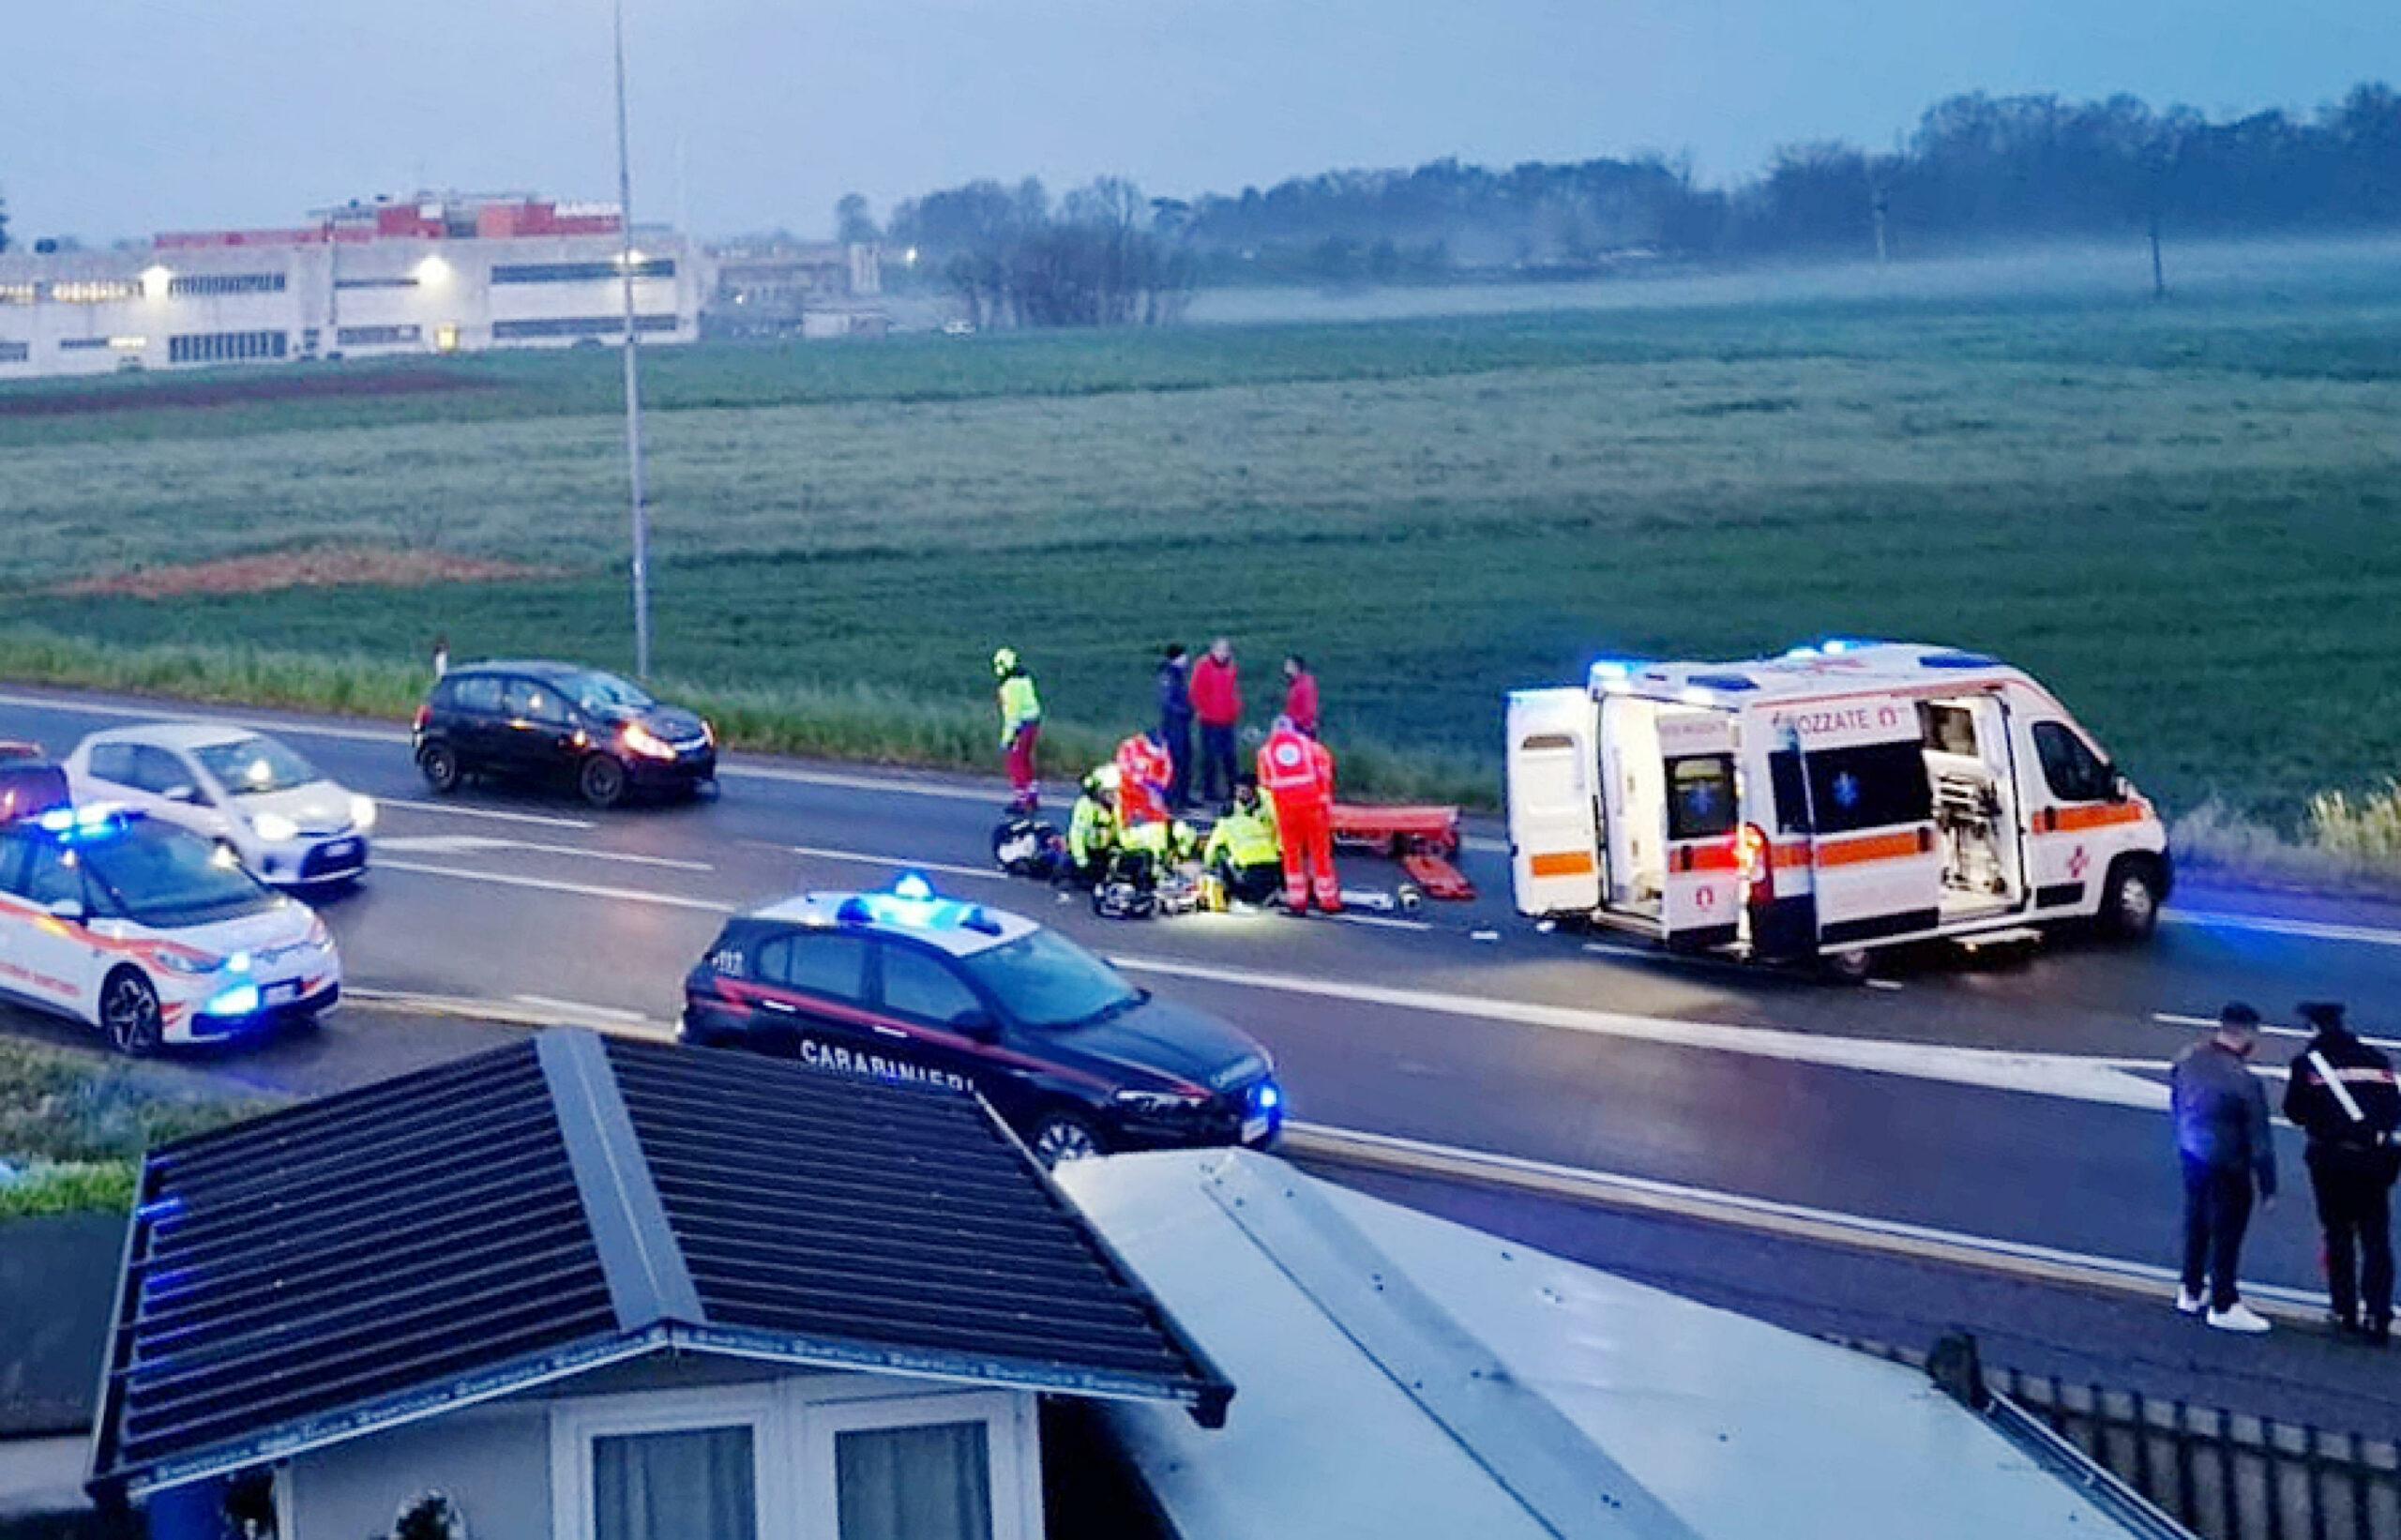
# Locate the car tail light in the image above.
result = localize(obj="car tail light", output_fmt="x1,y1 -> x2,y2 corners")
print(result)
1735,822 -> 1773,902
413,703 -> 430,732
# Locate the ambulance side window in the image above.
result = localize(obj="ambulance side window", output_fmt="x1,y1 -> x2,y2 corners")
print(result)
1665,755 -> 1737,840
1767,750 -> 1811,835
1805,743 -> 1935,834
1516,733 -> 1588,813
2031,722 -> 2112,803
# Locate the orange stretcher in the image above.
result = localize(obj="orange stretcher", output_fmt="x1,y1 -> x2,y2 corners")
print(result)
1329,803 -> 1475,900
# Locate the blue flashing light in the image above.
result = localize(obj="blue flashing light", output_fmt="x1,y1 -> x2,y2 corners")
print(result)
1818,637 -> 1888,657
1784,644 -> 1821,659
1918,650 -> 2000,670
38,804 -> 128,841
891,871 -> 937,903
1255,1082 -> 1281,1111
201,982 -> 262,1018
1588,659 -> 1636,681
226,951 -> 252,975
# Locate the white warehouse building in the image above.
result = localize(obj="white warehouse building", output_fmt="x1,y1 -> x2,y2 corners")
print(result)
0,193 -> 701,380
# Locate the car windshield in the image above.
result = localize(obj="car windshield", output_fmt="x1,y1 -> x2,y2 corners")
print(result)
959,929 -> 1142,1029
78,823 -> 277,927
561,671 -> 655,717
192,736 -> 319,797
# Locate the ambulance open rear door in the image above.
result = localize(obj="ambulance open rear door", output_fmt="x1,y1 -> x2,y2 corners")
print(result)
1654,709 -> 1743,951
1776,694 -> 1944,952
1506,689 -> 1602,917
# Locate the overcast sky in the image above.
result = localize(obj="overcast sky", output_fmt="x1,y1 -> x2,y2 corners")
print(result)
5,0 -> 2391,243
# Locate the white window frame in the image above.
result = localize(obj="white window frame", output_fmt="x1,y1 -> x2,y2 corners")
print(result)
547,1376 -> 1038,1540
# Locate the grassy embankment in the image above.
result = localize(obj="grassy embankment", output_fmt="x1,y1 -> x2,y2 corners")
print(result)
3,263 -> 2399,869
0,1039 -> 278,1219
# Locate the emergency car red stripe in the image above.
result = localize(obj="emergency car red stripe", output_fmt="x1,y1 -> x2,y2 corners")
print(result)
1813,828 -> 1933,868
2039,803 -> 2152,835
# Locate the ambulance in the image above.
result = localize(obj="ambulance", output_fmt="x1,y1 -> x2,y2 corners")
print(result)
1506,642 -> 2170,972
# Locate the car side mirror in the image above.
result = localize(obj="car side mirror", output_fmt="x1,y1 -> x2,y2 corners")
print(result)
955,1010 -> 1001,1041
45,897 -> 85,924
162,783 -> 201,805
2108,772 -> 2132,804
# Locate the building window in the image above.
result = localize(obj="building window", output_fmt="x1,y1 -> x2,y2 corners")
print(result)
0,341 -> 28,363
593,1427 -> 757,1540
334,275 -> 420,291
492,258 -> 675,284
167,329 -> 289,365
45,279 -> 143,304
336,324 -> 422,347
58,336 -> 112,351
166,272 -> 287,296
836,1423 -> 991,1540
491,314 -> 678,340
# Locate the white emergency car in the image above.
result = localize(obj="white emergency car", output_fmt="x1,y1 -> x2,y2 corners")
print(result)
66,723 -> 373,889
0,806 -> 341,1053
1506,642 -> 2170,971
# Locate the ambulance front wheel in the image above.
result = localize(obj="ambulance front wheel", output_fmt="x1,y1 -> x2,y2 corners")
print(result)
2098,856 -> 2165,942
1820,946 -> 1875,985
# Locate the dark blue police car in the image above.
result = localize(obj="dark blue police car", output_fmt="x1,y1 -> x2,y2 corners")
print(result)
680,877 -> 1283,1164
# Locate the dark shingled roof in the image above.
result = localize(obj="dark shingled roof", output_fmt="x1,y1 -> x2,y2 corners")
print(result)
89,1031 -> 1231,1498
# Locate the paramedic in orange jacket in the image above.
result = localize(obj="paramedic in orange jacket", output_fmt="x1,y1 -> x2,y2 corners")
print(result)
1256,717 -> 1339,913
1114,729 -> 1175,829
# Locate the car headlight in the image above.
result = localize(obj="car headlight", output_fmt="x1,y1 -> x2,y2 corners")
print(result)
1112,1089 -> 1210,1114
349,793 -> 377,832
621,722 -> 677,761
152,947 -> 222,975
250,811 -> 300,842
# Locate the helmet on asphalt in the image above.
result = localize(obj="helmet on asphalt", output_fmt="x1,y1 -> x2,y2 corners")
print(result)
992,647 -> 1019,678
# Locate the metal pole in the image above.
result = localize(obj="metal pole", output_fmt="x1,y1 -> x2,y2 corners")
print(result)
612,0 -> 652,679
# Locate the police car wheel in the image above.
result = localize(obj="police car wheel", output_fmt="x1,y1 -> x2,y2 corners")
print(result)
101,970 -> 163,1058
2100,859 -> 2162,941
416,743 -> 461,795
1030,1111 -> 1105,1167
578,755 -> 628,809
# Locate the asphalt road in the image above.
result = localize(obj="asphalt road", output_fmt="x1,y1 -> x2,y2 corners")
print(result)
6,687 -> 2398,1329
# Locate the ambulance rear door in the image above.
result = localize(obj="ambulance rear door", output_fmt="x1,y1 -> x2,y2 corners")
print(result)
1506,688 -> 1602,917
1656,708 -> 1743,950
1776,694 -> 1943,950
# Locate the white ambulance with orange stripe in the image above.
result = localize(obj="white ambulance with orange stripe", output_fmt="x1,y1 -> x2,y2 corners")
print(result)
1506,642 -> 2170,972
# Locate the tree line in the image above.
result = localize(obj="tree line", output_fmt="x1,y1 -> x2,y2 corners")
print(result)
851,81 -> 2401,322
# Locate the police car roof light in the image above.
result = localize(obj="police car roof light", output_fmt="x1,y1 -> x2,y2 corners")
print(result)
891,871 -> 937,902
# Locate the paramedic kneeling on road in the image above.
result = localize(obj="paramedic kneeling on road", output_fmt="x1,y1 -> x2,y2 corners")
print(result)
1204,779 -> 1283,906
1258,717 -> 1339,914
1068,766 -> 1122,885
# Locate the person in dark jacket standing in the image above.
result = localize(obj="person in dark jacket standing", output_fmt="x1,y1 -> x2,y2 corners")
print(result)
1155,644 -> 1195,812
2284,1001 -> 2400,1343
1191,639 -> 1242,809
2170,1003 -> 2279,1334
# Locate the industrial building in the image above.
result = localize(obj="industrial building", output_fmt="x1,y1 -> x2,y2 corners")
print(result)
0,192 -> 704,379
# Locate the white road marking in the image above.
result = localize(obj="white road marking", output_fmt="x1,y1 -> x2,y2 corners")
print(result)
1285,1123 -> 2329,1317
378,831 -> 711,872
1329,912 -> 1434,933
514,993 -> 653,1024
2152,1010 -> 2401,1053
2164,909 -> 2401,949
789,845 -> 1008,883
373,858 -> 736,914
1864,978 -> 1907,992
384,798 -> 594,830
1112,954 -> 2171,1110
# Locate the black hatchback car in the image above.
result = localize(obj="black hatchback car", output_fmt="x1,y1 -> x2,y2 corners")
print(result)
681,881 -> 1285,1164
412,660 -> 716,808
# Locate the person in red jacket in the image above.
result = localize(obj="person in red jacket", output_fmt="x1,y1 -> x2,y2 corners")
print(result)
1114,729 -> 1175,828
1282,655 -> 1321,737
1257,717 -> 1339,913
1191,638 -> 1243,808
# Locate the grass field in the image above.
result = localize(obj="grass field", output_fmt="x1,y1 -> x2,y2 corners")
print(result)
5,247 -> 2399,834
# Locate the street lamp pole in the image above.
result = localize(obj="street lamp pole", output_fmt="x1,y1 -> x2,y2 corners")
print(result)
612,0 -> 652,679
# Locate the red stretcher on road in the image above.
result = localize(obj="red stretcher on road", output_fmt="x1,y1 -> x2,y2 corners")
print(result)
1329,802 -> 1474,900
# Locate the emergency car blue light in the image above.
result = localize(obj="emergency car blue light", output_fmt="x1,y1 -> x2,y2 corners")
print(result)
1588,658 -> 1637,681
38,804 -> 128,841
226,952 -> 252,975
201,983 -> 261,1018
1256,1083 -> 1281,1111
1818,637 -> 1888,657
892,872 -> 937,902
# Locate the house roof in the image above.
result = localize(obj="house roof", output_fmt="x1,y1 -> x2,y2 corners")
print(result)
1059,1150 -> 2170,1540
89,1031 -> 1231,1499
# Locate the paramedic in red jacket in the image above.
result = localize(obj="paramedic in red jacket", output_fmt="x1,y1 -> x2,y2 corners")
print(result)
1114,729 -> 1175,828
1282,655 -> 1321,737
1257,717 -> 1339,913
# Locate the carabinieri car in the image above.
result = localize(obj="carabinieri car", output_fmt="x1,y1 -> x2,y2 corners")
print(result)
0,805 -> 341,1054
681,877 -> 1283,1164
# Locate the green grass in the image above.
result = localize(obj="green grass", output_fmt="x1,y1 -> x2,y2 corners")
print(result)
5,260 -> 2400,833
0,1038 -> 279,1216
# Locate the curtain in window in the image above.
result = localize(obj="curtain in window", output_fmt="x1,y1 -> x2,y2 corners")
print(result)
836,1421 -> 993,1540
593,1426 -> 757,1540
